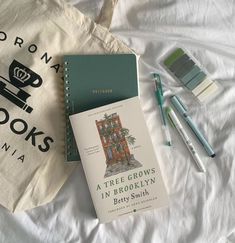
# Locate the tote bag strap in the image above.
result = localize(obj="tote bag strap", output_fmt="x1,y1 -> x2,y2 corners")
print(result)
95,0 -> 118,29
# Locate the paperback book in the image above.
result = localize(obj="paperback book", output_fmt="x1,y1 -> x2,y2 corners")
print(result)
70,96 -> 168,223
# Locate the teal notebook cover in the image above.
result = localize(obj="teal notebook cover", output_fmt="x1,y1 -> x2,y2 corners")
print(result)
64,54 -> 139,162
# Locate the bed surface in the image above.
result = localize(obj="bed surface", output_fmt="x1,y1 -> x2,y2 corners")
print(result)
0,0 -> 235,242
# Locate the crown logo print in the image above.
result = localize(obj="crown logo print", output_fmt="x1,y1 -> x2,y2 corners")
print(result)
0,59 -> 43,114
13,67 -> 31,83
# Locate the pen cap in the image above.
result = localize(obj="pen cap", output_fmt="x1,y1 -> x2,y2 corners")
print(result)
170,95 -> 187,115
153,73 -> 164,105
153,73 -> 163,96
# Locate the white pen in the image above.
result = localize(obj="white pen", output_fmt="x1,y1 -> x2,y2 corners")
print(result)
166,106 -> 206,173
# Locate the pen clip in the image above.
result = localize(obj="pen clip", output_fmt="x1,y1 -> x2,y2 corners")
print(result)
153,73 -> 163,97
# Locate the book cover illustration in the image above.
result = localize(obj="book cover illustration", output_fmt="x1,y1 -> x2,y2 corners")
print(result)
70,97 -> 168,223
96,113 -> 142,178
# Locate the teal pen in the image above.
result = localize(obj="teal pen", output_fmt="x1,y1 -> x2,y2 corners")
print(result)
170,95 -> 215,157
153,73 -> 172,146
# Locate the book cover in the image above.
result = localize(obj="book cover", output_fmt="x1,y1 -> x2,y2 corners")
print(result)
64,54 -> 139,162
70,97 -> 168,223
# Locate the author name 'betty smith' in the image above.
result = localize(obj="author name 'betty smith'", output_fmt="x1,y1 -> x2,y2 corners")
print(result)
114,188 -> 149,205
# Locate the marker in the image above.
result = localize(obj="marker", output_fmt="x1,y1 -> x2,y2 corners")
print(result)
153,73 -> 172,146
170,95 -> 215,157
166,106 -> 206,172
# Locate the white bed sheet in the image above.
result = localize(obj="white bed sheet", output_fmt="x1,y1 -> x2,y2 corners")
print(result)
0,0 -> 235,242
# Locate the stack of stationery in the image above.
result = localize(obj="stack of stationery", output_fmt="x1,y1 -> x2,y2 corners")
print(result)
63,54 -> 169,223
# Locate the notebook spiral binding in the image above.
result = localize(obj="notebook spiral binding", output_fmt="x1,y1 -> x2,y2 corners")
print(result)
64,61 -> 72,159
64,60 -> 80,162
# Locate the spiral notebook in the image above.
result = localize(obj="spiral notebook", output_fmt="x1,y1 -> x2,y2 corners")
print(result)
64,54 -> 139,162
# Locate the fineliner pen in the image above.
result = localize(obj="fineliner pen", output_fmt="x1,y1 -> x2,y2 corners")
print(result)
170,95 -> 215,157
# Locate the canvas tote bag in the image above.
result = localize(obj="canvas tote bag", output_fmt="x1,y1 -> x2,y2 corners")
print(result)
0,0 -> 132,212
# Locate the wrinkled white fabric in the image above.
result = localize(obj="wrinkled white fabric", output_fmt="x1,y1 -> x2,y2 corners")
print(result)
0,0 -> 235,242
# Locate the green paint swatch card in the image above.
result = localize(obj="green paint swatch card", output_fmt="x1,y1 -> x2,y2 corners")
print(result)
64,54 -> 139,162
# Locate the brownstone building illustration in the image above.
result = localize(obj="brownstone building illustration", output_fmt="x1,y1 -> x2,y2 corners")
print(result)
96,113 -> 131,165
